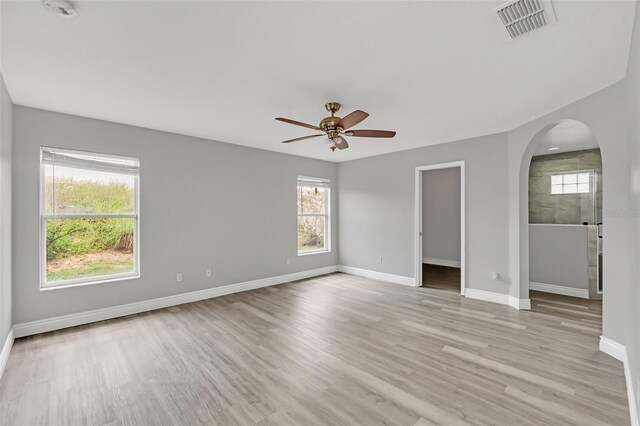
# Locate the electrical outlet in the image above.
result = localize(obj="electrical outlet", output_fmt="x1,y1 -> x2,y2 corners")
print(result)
378,256 -> 383,264
176,273 -> 183,283
286,258 -> 291,265
205,268 -> 212,277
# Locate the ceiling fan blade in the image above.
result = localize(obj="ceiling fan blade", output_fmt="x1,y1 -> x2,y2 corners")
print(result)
282,134 -> 324,143
334,136 -> 349,150
347,130 -> 396,138
337,110 -> 369,130
276,117 -> 322,131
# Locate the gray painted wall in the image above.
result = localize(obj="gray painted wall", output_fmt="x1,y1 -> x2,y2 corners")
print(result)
627,2 -> 640,417
336,6 -> 640,411
529,149 -> 602,224
422,167 -> 460,263
0,72 -> 12,345
528,225 -> 589,290
339,133 -> 510,294
12,107 -> 338,324
5,9 -> 640,419
507,3 -> 640,416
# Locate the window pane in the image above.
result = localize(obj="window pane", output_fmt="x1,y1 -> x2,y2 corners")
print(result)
551,175 -> 563,185
298,186 -> 326,214
563,183 -> 578,194
45,217 -> 135,283
563,174 -> 577,184
577,183 -> 590,193
47,166 -> 135,214
551,184 -> 564,194
44,164 -> 55,214
297,215 -> 326,252
578,173 -> 590,183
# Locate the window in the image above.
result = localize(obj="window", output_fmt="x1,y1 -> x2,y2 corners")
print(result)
297,177 -> 330,255
40,147 -> 140,289
551,172 -> 591,195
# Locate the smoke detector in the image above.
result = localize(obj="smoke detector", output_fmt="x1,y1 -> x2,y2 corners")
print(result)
494,0 -> 556,39
42,0 -> 78,19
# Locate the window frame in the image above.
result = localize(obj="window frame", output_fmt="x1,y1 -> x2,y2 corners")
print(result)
297,176 -> 331,256
39,147 -> 141,291
550,170 -> 592,195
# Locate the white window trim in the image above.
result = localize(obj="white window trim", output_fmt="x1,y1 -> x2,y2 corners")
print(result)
550,170 -> 593,195
297,177 -> 331,256
39,147 -> 141,290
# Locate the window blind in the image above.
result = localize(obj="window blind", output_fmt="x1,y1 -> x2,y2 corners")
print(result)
42,147 -> 140,176
297,176 -> 331,188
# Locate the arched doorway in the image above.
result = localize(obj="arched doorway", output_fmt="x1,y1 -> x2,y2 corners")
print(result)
522,120 -> 603,318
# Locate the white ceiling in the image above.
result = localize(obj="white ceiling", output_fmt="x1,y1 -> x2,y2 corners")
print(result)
1,1 -> 636,162
533,119 -> 599,156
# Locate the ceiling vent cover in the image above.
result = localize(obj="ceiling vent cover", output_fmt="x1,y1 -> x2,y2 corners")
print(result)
42,0 -> 78,19
495,0 -> 556,39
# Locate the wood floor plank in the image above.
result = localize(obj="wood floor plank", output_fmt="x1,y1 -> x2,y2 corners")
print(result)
0,272 -> 630,425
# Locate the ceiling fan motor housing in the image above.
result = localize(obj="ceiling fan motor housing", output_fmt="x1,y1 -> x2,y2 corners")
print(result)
320,102 -> 343,137
320,117 -> 342,133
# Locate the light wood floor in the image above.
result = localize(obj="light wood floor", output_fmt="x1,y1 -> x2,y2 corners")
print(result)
0,273 -> 629,425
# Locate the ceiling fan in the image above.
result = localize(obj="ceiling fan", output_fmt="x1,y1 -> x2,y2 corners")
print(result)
276,102 -> 396,151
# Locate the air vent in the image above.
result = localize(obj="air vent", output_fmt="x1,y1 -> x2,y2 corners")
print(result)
495,0 -> 556,39
42,0 -> 78,19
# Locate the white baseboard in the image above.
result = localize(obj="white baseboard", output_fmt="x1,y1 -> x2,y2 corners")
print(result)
13,266 -> 339,338
600,336 -> 626,361
511,297 -> 531,310
464,288 -> 530,310
338,265 -> 415,286
599,336 -> 639,426
422,257 -> 461,268
530,282 -> 589,299
0,328 -> 15,381
464,288 -> 509,305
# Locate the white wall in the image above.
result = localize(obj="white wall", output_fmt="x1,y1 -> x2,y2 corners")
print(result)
422,167 -> 460,265
338,133 -> 510,294
12,107 -> 338,324
0,72 -> 12,345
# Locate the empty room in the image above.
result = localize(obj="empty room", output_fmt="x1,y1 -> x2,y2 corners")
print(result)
0,1 -> 639,425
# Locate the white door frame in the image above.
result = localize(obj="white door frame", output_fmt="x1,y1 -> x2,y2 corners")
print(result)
414,161 -> 466,295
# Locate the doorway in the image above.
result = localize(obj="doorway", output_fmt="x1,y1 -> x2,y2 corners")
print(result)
414,161 -> 465,294
524,120 -> 602,319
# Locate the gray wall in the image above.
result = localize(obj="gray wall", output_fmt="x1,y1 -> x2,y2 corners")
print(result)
529,149 -> 602,224
529,225 -> 589,289
339,133 -> 510,294
0,72 -> 12,345
335,5 -> 640,411
507,3 -> 640,416
422,167 -> 460,264
627,1 -> 640,416
12,107 -> 338,324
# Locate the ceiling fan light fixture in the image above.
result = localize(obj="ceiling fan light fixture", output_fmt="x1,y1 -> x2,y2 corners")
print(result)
276,102 -> 396,151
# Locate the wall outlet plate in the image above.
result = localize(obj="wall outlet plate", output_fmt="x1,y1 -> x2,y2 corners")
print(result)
378,256 -> 383,264
176,273 -> 183,283
205,268 -> 212,277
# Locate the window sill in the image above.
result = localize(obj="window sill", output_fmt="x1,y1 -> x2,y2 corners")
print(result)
297,249 -> 331,256
40,273 -> 140,292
